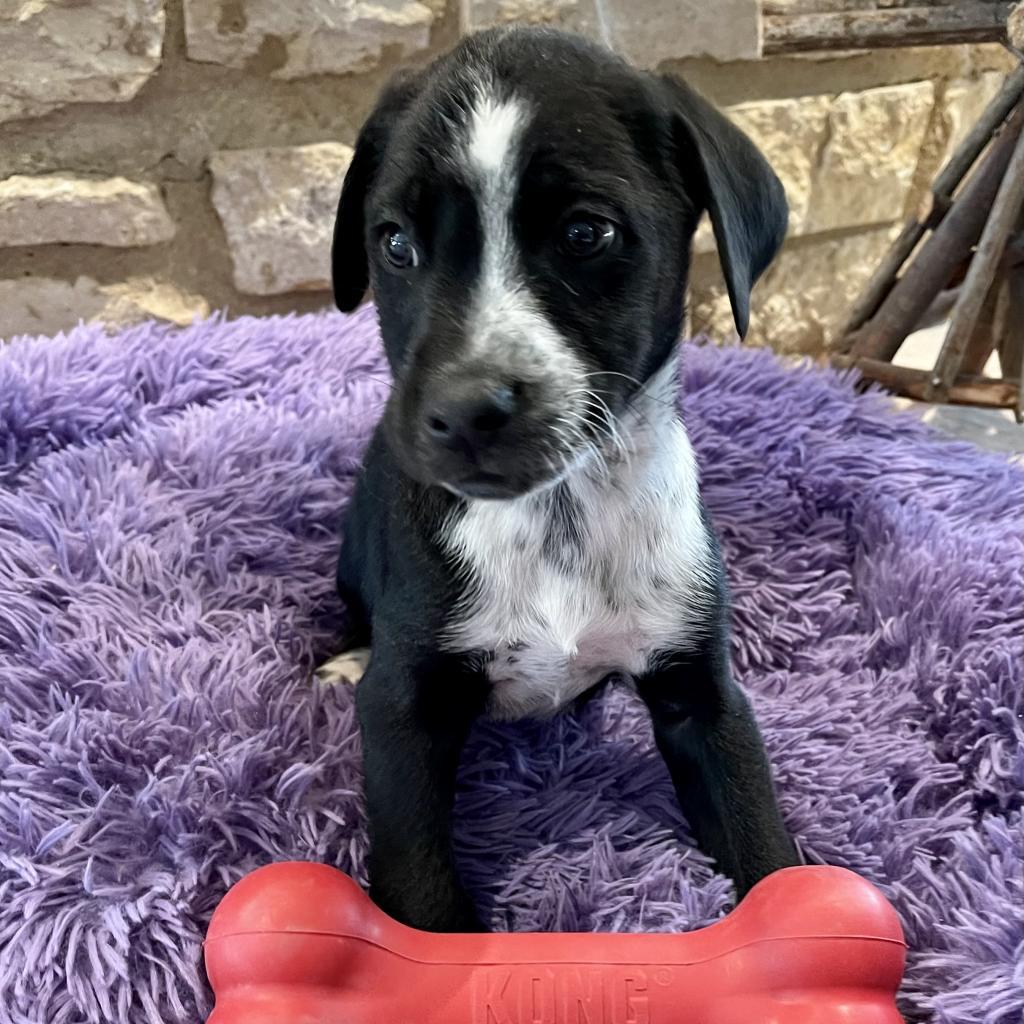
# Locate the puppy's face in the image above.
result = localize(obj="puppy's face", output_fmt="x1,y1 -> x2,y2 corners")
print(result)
333,29 -> 786,499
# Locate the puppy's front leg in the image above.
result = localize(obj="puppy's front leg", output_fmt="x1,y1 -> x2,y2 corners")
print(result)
357,640 -> 487,932
639,636 -> 799,898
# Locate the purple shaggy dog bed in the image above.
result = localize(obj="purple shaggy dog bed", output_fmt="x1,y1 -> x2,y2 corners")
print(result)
1,306 -> 1021,1024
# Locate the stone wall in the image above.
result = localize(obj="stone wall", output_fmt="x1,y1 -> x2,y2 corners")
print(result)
0,0 -> 1016,351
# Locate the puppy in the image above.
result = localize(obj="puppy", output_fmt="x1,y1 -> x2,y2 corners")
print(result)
322,26 -> 799,932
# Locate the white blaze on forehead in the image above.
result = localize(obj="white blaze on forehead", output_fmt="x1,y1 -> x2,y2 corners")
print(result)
467,91 -> 525,174
463,84 -> 526,284
460,83 -> 585,385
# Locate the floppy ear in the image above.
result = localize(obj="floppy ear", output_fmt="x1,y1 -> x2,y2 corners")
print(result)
332,71 -> 421,312
659,76 -> 788,338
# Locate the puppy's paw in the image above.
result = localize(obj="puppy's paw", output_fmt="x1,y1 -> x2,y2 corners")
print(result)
315,648 -> 371,686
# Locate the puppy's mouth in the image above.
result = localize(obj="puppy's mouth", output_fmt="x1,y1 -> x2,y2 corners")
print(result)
438,443 -> 573,500
443,471 -> 521,500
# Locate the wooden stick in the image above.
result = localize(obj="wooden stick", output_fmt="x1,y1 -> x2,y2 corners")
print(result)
1016,320 -> 1024,424
997,271 -> 1024,381
836,356 -> 1020,407
765,1 -> 1006,12
996,214 -> 1024,420
999,277 -> 1024,421
929,116 -> 1024,399
847,108 -> 1023,362
960,277 -> 1002,374
764,4 -> 1016,54
915,286 -> 962,332
834,62 -> 1024,349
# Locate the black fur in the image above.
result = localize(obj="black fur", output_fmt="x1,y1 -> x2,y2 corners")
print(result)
329,27 -> 797,932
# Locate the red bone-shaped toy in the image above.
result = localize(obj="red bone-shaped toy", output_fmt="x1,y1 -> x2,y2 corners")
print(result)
205,862 -> 906,1023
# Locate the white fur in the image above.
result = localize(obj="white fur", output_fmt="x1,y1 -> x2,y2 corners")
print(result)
460,85 -> 587,395
467,92 -> 523,174
315,648 -> 370,686
441,363 -> 715,720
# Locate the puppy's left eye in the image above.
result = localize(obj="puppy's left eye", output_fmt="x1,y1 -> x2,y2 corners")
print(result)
381,227 -> 420,269
560,217 -> 616,259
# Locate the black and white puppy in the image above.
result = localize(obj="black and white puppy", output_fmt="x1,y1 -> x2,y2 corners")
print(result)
321,26 -> 799,932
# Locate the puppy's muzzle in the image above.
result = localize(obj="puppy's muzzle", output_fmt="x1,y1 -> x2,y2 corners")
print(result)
417,372 -> 566,499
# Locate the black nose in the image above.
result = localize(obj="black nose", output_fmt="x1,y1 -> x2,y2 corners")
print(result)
425,383 -> 523,452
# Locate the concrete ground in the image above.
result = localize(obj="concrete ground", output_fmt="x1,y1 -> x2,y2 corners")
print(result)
889,324 -> 1024,458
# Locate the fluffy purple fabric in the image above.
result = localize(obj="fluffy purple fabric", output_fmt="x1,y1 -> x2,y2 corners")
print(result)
0,306 -> 1020,1024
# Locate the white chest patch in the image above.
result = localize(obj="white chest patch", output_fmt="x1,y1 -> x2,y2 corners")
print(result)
440,367 -> 714,720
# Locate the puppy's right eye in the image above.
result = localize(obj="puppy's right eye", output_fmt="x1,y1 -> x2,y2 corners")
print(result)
381,228 -> 419,269
559,217 -> 617,260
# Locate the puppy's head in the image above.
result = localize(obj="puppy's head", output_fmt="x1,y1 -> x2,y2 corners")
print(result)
333,28 -> 786,499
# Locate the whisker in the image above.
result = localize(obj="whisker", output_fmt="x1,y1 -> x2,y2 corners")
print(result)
582,370 -> 643,388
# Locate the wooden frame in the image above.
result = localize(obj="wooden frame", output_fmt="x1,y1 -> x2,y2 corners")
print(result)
834,38 -> 1024,421
837,64 -> 1024,346
764,1 -> 1015,54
